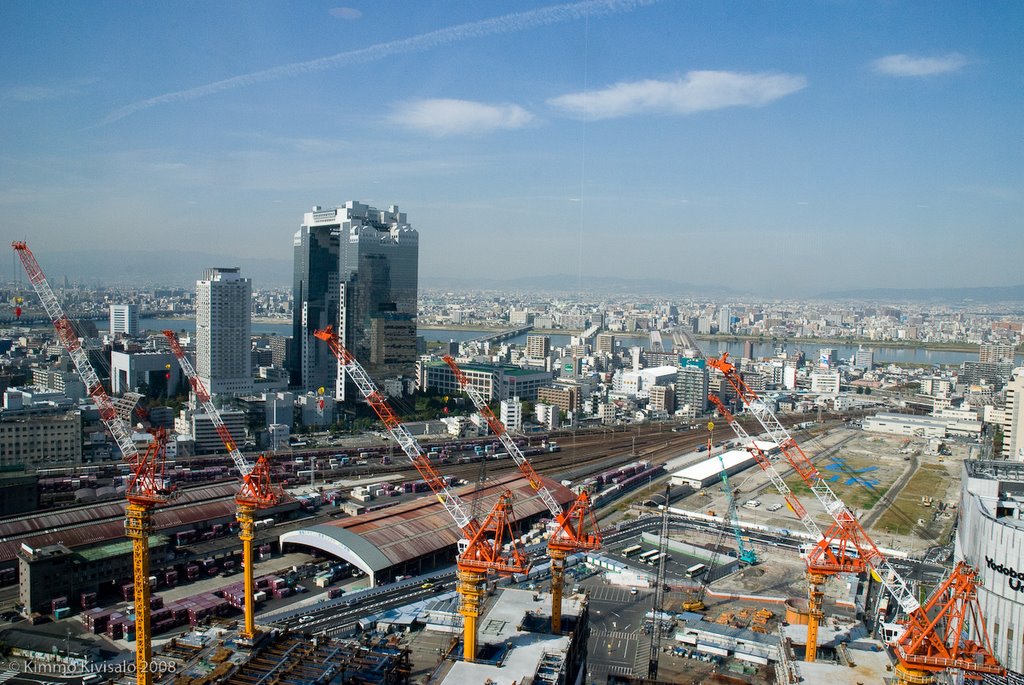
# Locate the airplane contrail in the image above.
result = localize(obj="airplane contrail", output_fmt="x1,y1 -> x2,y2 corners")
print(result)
101,0 -> 660,125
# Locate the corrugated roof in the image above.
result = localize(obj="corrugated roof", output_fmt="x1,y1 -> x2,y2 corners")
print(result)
318,473 -> 575,567
0,483 -> 296,564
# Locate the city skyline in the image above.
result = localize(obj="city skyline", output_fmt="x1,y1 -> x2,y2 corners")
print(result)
2,1 -> 1021,295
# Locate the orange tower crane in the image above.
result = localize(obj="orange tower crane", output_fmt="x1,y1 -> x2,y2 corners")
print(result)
707,352 -> 1003,683
314,326 -> 528,661
162,331 -> 278,640
12,242 -> 171,685
441,354 -> 601,633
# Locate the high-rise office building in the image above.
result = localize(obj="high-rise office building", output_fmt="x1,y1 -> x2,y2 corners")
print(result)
336,202 -> 418,398
293,202 -> 417,398
109,304 -> 139,336
718,306 -> 731,335
196,267 -> 252,397
291,208 -> 342,392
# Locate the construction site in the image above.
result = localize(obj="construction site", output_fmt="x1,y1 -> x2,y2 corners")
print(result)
0,241 -> 1014,685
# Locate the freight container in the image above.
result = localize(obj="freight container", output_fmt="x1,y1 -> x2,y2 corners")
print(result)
253,590 -> 268,603
54,606 -> 71,620
314,575 -> 331,588
327,587 -> 343,599
186,565 -> 200,581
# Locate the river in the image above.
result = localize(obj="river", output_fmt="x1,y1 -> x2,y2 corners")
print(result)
121,319 -> 999,367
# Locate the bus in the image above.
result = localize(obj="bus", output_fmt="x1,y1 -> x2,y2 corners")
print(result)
648,553 -> 668,565
686,563 -> 707,578
638,550 -> 660,563
621,545 -> 642,558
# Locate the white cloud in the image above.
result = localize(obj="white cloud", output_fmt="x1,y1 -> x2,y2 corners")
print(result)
101,0 -> 659,125
547,71 -> 807,120
329,7 -> 362,20
390,99 -> 534,136
872,53 -> 968,77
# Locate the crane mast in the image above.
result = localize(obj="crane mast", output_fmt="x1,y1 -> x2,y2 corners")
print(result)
441,354 -> 601,633
315,327 -> 528,660
12,241 -> 166,685
163,331 -> 277,640
647,483 -> 671,679
718,452 -> 757,566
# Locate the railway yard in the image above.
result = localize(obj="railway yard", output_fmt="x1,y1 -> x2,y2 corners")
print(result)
0,416 -> 983,684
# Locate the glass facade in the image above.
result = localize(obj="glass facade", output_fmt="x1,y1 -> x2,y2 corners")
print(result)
290,219 -> 340,392
292,202 -> 418,399
338,205 -> 418,397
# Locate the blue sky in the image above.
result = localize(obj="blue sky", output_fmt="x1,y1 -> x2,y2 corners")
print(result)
2,1 -> 1021,294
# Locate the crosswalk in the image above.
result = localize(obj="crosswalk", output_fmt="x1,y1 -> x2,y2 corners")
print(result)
591,628 -> 638,642
0,669 -> 18,684
589,663 -> 636,677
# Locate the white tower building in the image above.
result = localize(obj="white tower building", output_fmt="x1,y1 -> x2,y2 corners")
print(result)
109,304 -> 139,336
196,267 -> 253,397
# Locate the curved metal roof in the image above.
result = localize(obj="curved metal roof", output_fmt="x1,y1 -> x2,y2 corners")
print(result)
282,473 -> 575,574
279,525 -> 393,577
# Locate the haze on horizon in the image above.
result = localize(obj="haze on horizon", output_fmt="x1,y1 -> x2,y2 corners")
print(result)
1,1 -> 1021,297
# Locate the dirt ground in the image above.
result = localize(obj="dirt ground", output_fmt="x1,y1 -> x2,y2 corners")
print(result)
681,427 -> 965,557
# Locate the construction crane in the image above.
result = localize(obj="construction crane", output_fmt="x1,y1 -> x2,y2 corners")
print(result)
717,449 -> 757,566
162,331 -> 278,641
647,483 -> 671,680
441,355 -> 601,633
681,422 -> 732,612
12,242 -> 170,685
707,353 -> 1003,683
314,327 -> 528,661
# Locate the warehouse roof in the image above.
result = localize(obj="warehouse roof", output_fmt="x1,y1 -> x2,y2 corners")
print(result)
281,473 -> 574,580
0,482 -> 298,564
671,449 -> 756,484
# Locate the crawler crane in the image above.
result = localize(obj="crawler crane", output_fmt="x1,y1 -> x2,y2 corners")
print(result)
12,242 -> 170,685
314,327 -> 528,661
441,355 -> 601,633
708,353 -> 1003,682
163,331 -> 278,640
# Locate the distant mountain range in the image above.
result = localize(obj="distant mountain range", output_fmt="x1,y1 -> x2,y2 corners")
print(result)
422,273 -> 745,297
815,285 -> 1024,303
11,250 -> 1022,304
7,250 -> 293,289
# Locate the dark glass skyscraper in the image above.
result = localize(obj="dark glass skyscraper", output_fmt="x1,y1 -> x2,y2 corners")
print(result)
291,208 -> 341,392
291,202 -> 418,398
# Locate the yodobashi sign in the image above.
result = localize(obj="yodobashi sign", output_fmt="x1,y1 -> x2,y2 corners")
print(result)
986,556 -> 1024,593
564,362 -> 574,373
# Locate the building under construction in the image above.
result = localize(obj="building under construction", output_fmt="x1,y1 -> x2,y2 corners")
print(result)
422,587 -> 589,685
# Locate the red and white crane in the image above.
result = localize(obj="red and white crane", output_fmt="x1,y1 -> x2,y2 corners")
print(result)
12,241 -> 170,685
441,355 -> 601,633
315,326 -> 528,661
162,330 -> 277,640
